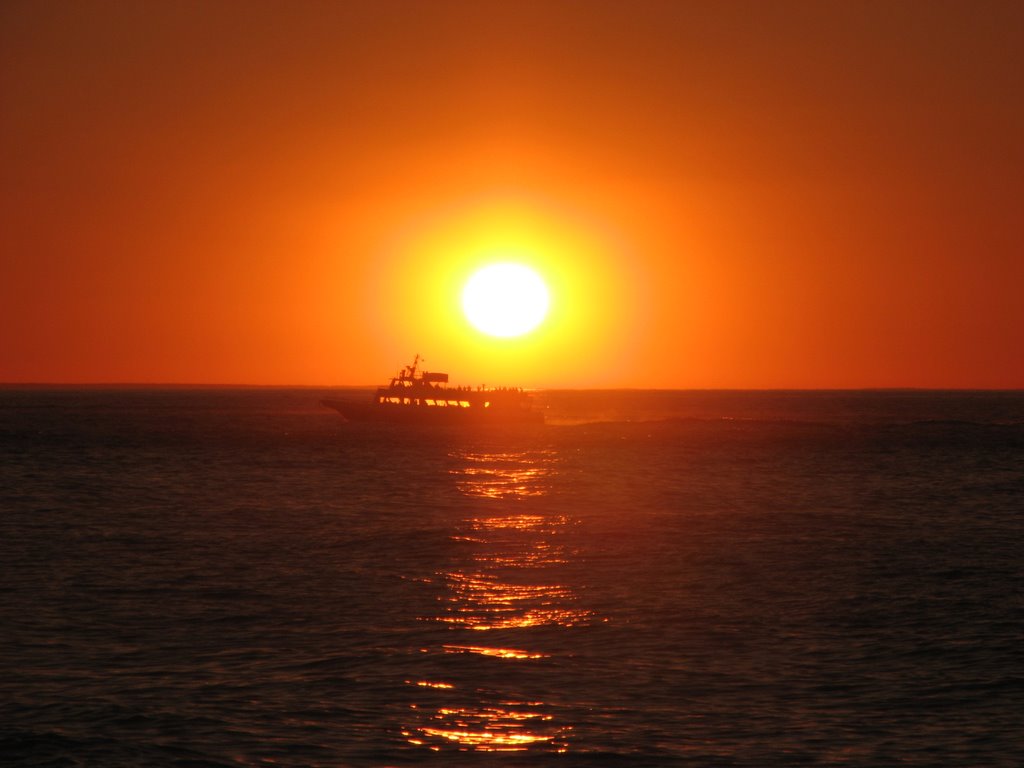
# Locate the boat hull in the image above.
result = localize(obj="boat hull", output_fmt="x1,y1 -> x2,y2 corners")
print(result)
321,398 -> 544,425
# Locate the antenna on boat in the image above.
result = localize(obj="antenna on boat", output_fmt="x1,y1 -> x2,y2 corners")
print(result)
401,354 -> 421,381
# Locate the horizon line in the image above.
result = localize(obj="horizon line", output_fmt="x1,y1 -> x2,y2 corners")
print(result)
2,382 -> 1022,393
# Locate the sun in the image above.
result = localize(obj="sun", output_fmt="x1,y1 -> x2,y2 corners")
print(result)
461,263 -> 550,338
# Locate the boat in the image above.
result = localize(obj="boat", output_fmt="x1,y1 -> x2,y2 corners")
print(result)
322,356 -> 544,425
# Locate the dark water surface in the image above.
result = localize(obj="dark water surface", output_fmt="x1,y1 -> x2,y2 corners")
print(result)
2,388 -> 1022,766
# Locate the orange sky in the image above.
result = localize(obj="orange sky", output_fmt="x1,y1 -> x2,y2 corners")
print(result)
2,1 -> 1022,388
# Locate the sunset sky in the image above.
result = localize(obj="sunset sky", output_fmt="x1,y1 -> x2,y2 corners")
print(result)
2,1 -> 1022,388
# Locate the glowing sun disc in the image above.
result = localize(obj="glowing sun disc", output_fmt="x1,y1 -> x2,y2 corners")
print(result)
462,263 -> 550,338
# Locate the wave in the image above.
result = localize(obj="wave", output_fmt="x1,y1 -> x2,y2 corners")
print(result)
543,415 -> 1024,451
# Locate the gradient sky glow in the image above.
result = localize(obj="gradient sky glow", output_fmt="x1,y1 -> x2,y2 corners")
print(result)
2,1 -> 1022,387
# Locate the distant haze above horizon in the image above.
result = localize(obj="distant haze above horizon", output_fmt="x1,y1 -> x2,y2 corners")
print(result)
3,1 -> 1022,388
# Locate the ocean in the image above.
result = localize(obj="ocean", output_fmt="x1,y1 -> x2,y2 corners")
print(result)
1,388 -> 1022,766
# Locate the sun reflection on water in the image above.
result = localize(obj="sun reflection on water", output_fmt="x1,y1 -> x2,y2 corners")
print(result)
435,569 -> 589,630
404,448 -> 592,754
448,449 -> 558,499
403,702 -> 569,752
443,644 -> 548,660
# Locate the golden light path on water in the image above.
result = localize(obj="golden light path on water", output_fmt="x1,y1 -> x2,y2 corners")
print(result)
402,448 -> 598,753
442,644 -> 545,660
450,449 -> 558,499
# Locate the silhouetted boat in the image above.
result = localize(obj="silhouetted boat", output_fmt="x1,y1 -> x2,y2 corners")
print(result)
322,356 -> 544,425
